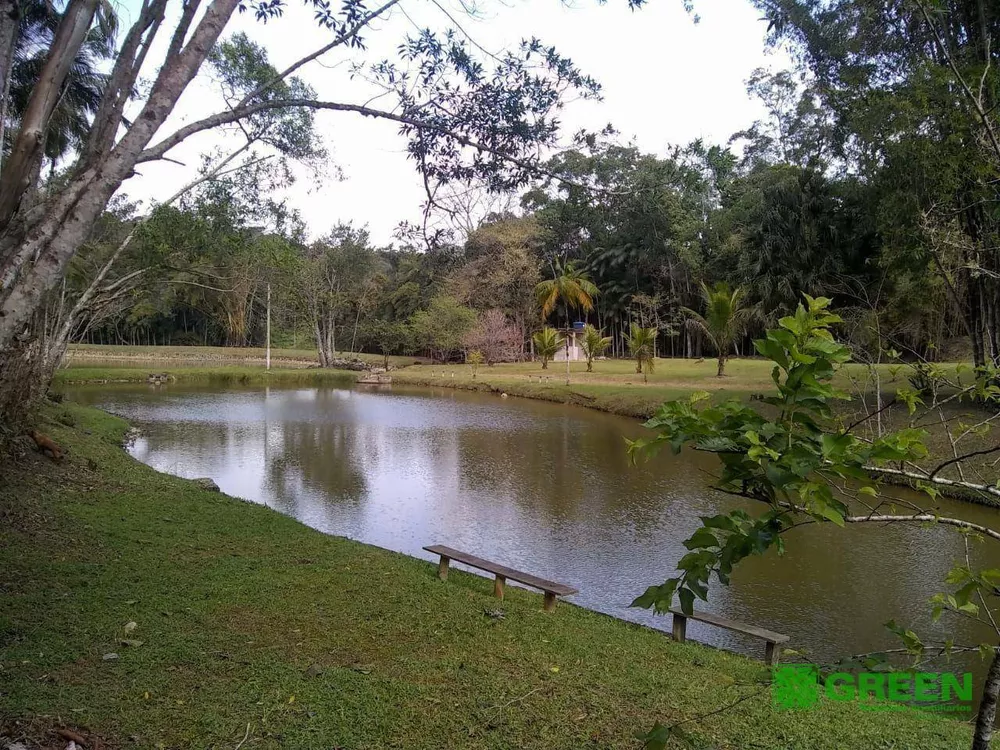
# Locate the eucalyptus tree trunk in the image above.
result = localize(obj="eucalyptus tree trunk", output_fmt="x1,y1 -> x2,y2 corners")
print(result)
973,647 -> 1000,750
0,0 -> 20,167
313,316 -> 328,368
0,0 -> 99,225
0,0 -> 239,431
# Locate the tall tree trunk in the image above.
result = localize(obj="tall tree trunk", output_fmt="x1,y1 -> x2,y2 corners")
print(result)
0,0 -> 241,420
350,305 -> 361,353
313,314 -> 327,367
717,355 -> 727,377
985,280 -> 1000,368
973,647 -> 1000,750
0,0 -> 20,170
326,312 -> 335,361
966,272 -> 987,369
0,0 -> 99,225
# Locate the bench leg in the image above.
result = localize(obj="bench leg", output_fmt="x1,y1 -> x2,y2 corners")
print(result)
543,591 -> 557,612
765,641 -> 779,666
672,613 -> 687,642
494,574 -> 505,600
437,556 -> 450,581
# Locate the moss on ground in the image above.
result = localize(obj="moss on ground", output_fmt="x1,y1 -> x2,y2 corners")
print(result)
0,402 -> 974,749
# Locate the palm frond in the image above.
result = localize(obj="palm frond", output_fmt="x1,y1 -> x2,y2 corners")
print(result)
536,265 -> 599,321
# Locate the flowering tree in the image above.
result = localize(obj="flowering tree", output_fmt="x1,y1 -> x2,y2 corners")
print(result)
463,309 -> 521,365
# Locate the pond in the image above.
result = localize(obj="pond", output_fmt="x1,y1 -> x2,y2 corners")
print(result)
65,381 -> 1000,684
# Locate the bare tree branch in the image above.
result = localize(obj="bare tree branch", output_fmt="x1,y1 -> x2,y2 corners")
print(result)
915,0 -> 1000,164
137,98 -> 615,194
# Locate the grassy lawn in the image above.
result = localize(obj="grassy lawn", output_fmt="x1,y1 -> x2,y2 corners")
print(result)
0,403 -> 977,749
391,357 -> 929,419
67,343 -> 421,369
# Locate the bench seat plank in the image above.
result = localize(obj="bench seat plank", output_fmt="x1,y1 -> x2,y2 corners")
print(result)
424,544 -> 578,596
669,607 -> 789,643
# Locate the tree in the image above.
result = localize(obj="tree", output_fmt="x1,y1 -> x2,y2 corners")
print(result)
408,295 -> 476,362
4,0 -> 116,171
624,322 -> 656,380
579,323 -> 611,372
462,309 -> 521,365
683,282 -> 753,376
629,295 -> 1000,750
729,67 -> 835,171
294,224 -> 381,368
0,0 -> 641,435
536,261 -> 598,382
365,318 -> 410,370
452,216 -> 544,353
712,165 -> 876,320
466,349 -> 483,378
531,327 -> 562,370
751,0 -> 1000,370
535,262 -> 599,326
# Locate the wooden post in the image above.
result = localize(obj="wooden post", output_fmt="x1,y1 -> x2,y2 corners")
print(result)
672,613 -> 687,642
765,641 -> 779,666
437,555 -> 450,581
543,591 -> 557,612
494,574 -> 505,599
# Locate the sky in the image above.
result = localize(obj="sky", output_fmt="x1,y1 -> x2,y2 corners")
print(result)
119,0 -> 788,245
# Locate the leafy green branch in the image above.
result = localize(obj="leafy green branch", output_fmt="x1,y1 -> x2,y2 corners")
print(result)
627,294 -> 1000,750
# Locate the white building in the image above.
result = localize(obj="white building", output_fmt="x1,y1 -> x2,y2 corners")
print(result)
552,326 -> 585,361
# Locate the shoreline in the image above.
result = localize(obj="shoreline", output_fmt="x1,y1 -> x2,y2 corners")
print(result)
65,351 -> 318,367
0,401 -> 975,749
54,363 -> 359,387
55,356 -> 1000,509
58,358 -> 697,419
389,371 -> 1000,509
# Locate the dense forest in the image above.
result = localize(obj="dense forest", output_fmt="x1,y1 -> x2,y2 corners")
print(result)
50,55 -> 993,368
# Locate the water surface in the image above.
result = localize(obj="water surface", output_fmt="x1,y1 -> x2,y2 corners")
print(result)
66,382 -> 1000,680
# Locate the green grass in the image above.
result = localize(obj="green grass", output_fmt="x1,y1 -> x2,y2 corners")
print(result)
0,403 -> 976,749
67,343 -> 419,369
392,357 -> 931,419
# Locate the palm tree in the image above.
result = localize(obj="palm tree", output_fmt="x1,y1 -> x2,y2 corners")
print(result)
624,322 -> 657,381
683,282 -> 753,377
532,327 -> 563,370
536,261 -> 599,325
3,0 -> 116,170
580,324 -> 611,372
535,262 -> 599,382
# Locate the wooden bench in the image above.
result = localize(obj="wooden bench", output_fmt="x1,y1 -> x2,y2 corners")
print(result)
670,608 -> 789,665
423,544 -> 578,612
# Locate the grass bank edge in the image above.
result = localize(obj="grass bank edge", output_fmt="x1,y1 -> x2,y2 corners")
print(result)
0,402 -> 973,750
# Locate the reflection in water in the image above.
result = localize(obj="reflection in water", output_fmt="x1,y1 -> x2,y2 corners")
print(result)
69,382 -> 1000,685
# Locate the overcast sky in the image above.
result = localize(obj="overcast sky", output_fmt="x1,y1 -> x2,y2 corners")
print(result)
119,0 -> 788,245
